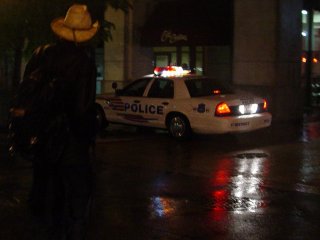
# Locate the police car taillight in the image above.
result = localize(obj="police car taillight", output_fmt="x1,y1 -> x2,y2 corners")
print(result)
215,102 -> 231,116
212,89 -> 221,95
263,99 -> 268,111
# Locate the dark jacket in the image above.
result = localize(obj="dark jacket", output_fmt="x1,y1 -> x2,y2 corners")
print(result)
23,41 -> 97,142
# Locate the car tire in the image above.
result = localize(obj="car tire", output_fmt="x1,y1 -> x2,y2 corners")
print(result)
95,104 -> 108,137
167,114 -> 192,139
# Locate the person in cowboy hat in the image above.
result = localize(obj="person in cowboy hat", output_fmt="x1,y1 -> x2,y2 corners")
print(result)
51,4 -> 99,43
21,4 -> 99,240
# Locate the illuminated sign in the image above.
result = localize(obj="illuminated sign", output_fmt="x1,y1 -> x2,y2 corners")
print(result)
161,30 -> 188,44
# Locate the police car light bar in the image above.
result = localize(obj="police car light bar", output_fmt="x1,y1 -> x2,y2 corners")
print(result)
154,66 -> 191,77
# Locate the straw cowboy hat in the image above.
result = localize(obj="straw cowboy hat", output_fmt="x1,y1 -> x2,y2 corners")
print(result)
51,4 -> 99,43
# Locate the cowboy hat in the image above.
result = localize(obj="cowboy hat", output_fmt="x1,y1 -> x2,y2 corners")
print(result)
51,4 -> 99,43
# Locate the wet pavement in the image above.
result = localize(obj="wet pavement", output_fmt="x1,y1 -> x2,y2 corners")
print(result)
0,114 -> 320,240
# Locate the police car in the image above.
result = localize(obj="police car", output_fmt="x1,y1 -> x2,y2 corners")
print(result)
96,66 -> 272,139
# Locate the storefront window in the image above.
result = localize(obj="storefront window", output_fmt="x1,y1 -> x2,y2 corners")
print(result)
301,10 -> 320,74
181,46 -> 190,70
153,46 -> 203,75
314,11 -> 320,52
95,48 -> 104,94
196,46 -> 203,75
154,47 -> 176,67
302,9 -> 320,106
302,10 -> 309,51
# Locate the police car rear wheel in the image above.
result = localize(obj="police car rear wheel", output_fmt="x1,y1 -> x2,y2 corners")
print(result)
168,115 -> 191,139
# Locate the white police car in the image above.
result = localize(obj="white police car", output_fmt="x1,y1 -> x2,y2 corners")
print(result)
96,66 -> 272,139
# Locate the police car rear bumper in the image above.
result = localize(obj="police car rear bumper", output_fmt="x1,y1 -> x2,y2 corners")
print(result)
192,112 -> 272,134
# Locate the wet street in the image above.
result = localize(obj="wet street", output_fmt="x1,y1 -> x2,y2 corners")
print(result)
0,119 -> 320,239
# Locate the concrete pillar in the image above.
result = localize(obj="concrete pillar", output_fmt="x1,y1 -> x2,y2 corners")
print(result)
233,0 -> 304,122
131,0 -> 154,79
103,8 -> 126,93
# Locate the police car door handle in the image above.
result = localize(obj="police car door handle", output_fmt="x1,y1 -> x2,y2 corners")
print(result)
162,102 -> 169,106
134,100 -> 140,103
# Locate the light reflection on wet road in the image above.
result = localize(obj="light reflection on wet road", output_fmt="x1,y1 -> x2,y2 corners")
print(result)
88,123 -> 320,240
0,121 -> 320,239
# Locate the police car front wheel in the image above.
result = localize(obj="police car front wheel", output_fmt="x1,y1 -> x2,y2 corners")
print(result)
95,104 -> 108,137
168,115 -> 191,139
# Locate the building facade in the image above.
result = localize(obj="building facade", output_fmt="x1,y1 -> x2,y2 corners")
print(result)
1,0 -> 320,126
100,0 -> 318,122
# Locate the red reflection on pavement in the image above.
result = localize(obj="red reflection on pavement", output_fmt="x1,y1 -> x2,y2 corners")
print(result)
210,158 -> 232,221
210,153 -> 270,220
303,122 -> 320,141
211,189 -> 228,221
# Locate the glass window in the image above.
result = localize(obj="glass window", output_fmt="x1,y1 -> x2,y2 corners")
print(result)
152,46 -> 203,74
155,54 -> 171,67
302,10 -> 309,51
95,48 -> 104,94
301,10 -> 320,76
196,46 -> 203,75
313,11 -> 320,51
154,47 -> 176,52
120,78 -> 152,97
148,78 -> 174,98
185,78 -> 233,97
153,47 -> 177,66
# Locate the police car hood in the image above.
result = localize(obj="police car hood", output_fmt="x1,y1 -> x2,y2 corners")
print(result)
198,93 -> 265,106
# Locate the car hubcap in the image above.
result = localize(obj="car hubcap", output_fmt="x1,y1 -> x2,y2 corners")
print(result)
96,111 -> 103,126
170,117 -> 185,137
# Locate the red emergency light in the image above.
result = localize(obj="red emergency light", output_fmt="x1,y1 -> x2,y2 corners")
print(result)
153,66 -> 191,77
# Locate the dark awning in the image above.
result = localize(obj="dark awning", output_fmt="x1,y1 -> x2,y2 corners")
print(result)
141,0 -> 233,46
304,0 -> 320,10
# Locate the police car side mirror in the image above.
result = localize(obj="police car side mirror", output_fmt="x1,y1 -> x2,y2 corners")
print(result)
112,82 -> 118,90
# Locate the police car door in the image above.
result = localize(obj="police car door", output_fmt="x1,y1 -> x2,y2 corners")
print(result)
143,78 -> 174,128
113,78 -> 152,125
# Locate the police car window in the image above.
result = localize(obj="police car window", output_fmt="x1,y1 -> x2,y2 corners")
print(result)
121,78 -> 152,97
148,78 -> 174,98
185,78 -> 233,97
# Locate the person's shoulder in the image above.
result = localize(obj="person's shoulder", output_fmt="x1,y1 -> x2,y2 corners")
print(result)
34,43 -> 54,53
32,43 -> 57,58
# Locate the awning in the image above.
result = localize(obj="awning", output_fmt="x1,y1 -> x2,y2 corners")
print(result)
304,0 -> 320,10
141,0 -> 233,46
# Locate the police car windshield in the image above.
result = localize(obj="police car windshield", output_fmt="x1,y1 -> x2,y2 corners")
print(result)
185,78 -> 233,97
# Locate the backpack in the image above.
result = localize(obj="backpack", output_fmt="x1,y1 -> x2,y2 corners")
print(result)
8,61 -> 67,162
